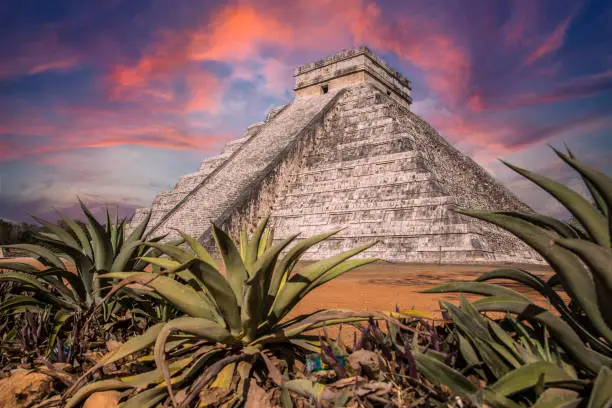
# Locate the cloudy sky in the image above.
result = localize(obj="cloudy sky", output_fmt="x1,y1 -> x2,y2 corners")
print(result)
0,0 -> 610,223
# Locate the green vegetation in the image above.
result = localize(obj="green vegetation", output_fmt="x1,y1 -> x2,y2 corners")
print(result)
0,147 -> 610,407
424,147 -> 612,406
0,200 -> 177,364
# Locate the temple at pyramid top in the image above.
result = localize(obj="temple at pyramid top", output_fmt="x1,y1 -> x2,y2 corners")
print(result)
293,46 -> 412,110
129,46 -> 543,265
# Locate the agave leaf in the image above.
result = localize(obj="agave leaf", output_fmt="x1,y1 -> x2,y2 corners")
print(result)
69,358 -> 192,408
564,146 -> 608,218
482,389 -> 524,408
32,216 -> 80,249
139,257 -> 182,271
268,229 -> 342,302
242,234 -> 298,339
30,236 -> 94,297
588,366 -> 612,408
0,271 -> 57,295
174,229 -> 216,267
271,241 -> 377,323
111,240 -> 144,272
475,268 -> 612,355
475,269 -> 567,310
244,216 -> 270,270
172,259 -> 241,334
105,208 -> 112,237
211,223 -> 248,306
0,261 -> 44,275
443,299 -> 491,341
210,361 -> 235,389
46,311 -> 72,357
154,317 -> 234,405
490,361 -> 574,397
94,323 -> 165,370
57,212 -> 93,258
79,199 -> 113,272
532,388 -> 581,408
423,281 -> 531,302
456,209 -> 612,345
501,211 -> 580,239
259,227 -> 274,258
485,338 -> 522,370
457,332 -> 481,367
142,242 -> 193,263
258,311 -> 377,344
273,258 -> 378,326
1,244 -> 64,269
501,160 -> 609,247
0,295 -> 44,315
488,320 -> 523,363
552,148 -> 612,238
125,211 -> 151,244
471,297 -> 612,373
116,217 -> 126,255
414,351 -> 482,404
118,387 -> 166,408
101,272 -> 218,321
306,258 -> 378,293
239,224 -> 248,260
556,239 -> 612,294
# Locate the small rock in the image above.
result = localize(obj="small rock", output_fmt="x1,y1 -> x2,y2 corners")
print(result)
245,379 -> 272,408
106,339 -> 122,352
83,390 -> 121,408
348,350 -> 380,378
0,370 -> 54,408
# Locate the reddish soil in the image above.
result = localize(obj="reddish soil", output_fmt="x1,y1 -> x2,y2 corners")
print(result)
1,258 -> 557,342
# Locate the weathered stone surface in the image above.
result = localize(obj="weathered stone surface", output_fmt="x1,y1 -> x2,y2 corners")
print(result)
129,47 -> 543,265
348,349 -> 381,378
0,370 -> 53,408
83,390 -> 121,408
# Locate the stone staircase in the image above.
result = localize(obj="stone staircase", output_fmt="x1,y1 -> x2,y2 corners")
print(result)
129,106 -> 287,235
136,90 -> 344,240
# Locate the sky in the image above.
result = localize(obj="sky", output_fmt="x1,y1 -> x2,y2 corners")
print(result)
0,0 -> 611,223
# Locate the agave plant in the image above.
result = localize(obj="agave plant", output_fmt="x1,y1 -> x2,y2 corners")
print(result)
0,199 -> 172,358
64,217 -> 380,407
421,147 -> 612,404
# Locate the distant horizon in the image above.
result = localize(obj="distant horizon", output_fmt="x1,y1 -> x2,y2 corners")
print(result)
1,1 -> 611,223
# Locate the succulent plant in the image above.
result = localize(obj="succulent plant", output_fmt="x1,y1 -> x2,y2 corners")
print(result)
0,199 -> 171,359
64,216 -> 380,407
421,147 -> 612,406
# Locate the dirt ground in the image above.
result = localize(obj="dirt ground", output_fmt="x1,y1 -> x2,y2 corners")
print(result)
1,258 -> 556,342
289,261 -> 555,318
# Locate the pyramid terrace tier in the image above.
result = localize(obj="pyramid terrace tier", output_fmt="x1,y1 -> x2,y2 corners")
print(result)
130,82 -> 543,265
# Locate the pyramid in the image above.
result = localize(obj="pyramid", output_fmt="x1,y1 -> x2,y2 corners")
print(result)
129,47 -> 542,265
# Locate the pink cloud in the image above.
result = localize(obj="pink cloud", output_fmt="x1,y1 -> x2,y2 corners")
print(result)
0,28 -> 82,79
524,7 -> 579,65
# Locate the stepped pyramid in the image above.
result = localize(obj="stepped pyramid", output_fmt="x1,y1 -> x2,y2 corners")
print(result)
129,46 -> 542,264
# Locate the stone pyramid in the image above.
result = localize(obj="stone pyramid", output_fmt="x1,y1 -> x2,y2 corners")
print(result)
129,47 -> 542,265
